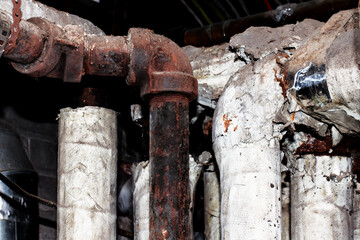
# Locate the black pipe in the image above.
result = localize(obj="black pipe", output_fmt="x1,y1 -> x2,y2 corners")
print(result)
184,0 -> 358,47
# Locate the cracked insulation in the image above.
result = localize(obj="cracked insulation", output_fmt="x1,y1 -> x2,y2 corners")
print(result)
57,107 -> 117,240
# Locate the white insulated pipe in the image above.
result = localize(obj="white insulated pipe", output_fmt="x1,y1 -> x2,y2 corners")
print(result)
57,107 -> 117,240
291,155 -> 353,240
354,182 -> 360,239
204,163 -> 220,240
212,55 -> 284,239
133,161 -> 150,240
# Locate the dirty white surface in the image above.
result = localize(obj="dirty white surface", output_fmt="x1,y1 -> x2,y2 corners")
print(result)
0,0 -> 104,35
291,155 -> 353,240
183,43 -> 245,109
133,156 -> 205,240
354,182 -> 360,239
57,107 -> 117,240
183,18 -> 323,110
212,55 -> 284,239
287,9 -> 360,135
229,18 -> 323,60
204,163 -> 220,240
133,160 -> 150,240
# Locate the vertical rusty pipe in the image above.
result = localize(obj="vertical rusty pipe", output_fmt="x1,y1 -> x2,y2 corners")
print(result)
125,28 -> 197,239
149,94 -> 190,239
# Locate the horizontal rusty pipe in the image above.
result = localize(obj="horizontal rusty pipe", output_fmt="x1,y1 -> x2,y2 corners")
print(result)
184,0 -> 358,47
1,16 -> 46,64
84,35 -> 129,77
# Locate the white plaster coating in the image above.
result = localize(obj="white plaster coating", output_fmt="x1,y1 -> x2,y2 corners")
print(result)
0,0 -> 104,35
291,155 -> 353,240
212,55 -> 284,239
57,107 -> 117,240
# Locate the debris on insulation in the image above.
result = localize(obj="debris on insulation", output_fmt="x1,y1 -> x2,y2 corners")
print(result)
286,9 -> 360,136
186,7 -> 360,240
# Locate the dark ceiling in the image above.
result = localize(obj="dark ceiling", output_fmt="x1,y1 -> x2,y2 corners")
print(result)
37,0 -> 313,46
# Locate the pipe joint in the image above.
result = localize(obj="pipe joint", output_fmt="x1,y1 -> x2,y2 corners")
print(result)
126,28 -> 198,101
10,17 -> 85,83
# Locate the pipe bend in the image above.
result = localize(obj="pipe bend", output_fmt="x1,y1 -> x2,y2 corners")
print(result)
126,28 -> 198,101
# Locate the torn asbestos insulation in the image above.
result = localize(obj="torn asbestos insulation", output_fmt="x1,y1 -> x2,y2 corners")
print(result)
286,9 -> 360,136
57,107 -> 117,240
212,54 -> 284,239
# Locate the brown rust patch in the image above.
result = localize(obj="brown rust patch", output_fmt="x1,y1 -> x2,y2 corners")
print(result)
291,113 -> 295,122
274,52 -> 291,99
223,114 -> 232,133
295,133 -> 332,155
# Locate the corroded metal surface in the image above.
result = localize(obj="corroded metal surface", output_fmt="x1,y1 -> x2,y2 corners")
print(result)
4,0 -> 22,54
126,28 -> 197,101
80,87 -> 107,107
149,94 -> 190,240
84,35 -> 129,77
4,18 -> 45,64
10,17 -> 62,77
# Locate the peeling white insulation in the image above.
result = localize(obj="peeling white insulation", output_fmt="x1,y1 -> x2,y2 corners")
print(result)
57,107 -> 117,240
287,9 -> 360,135
133,156 -> 205,239
291,155 -> 353,240
0,0 -> 104,35
212,55 -> 284,239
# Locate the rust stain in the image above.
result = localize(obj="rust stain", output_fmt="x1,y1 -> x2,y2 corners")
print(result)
274,68 -> 289,99
295,133 -> 332,155
291,112 -> 295,122
223,114 -> 232,133
233,125 -> 238,131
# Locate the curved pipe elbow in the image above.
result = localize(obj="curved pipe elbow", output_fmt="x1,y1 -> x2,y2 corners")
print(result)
126,28 -> 198,101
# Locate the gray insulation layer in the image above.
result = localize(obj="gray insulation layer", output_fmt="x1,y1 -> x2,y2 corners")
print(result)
291,155 -> 353,240
57,107 -> 117,240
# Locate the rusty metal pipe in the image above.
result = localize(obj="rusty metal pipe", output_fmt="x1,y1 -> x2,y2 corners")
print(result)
2,16 -> 45,64
84,35 -> 129,77
3,15 -> 198,238
149,94 -> 190,239
125,28 -> 197,239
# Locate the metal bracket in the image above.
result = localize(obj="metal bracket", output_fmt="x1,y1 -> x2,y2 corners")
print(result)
0,12 -> 11,58
4,0 -> 22,54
